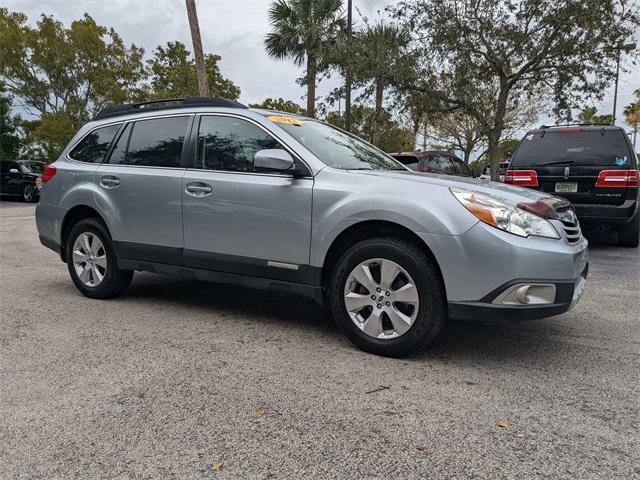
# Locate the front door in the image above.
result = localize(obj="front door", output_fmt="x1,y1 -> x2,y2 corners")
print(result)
181,114 -> 313,282
95,115 -> 191,265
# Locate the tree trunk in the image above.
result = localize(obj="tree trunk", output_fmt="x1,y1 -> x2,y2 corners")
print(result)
185,0 -> 209,97
633,123 -> 637,149
344,0 -> 353,132
489,86 -> 509,181
488,131 -> 501,181
306,53 -> 317,118
463,147 -> 472,164
372,79 -> 384,146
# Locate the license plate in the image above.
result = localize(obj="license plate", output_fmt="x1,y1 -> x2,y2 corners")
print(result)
555,182 -> 578,193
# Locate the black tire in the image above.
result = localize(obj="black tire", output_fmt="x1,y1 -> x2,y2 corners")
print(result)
22,184 -> 36,203
328,237 -> 447,357
619,212 -> 639,247
66,218 -> 133,299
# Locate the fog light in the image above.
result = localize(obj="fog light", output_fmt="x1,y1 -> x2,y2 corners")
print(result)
492,283 -> 556,305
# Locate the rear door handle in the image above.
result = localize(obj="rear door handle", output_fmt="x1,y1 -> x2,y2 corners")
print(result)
185,182 -> 213,197
100,175 -> 120,188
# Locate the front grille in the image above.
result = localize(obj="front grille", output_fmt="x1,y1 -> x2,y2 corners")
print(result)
560,219 -> 582,244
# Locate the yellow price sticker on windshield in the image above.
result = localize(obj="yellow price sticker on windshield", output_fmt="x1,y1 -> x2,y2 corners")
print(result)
267,115 -> 303,126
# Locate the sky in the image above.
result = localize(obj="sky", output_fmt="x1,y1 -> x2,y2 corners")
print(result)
4,0 -> 640,143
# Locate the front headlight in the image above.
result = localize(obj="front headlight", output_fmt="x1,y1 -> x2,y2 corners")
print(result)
450,188 -> 559,239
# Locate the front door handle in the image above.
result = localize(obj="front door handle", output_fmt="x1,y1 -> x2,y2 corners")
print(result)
185,182 -> 213,197
100,175 -> 120,188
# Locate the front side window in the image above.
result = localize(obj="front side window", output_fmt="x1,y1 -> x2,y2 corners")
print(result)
108,116 -> 188,168
68,124 -> 120,163
271,118 -> 405,171
197,116 -> 281,172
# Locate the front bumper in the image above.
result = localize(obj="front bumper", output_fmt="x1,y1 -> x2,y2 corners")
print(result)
447,264 -> 588,323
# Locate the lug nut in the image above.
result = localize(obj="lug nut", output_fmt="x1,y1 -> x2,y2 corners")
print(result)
371,295 -> 376,300
376,304 -> 382,309
385,291 -> 390,296
376,287 -> 381,292
386,301 -> 390,306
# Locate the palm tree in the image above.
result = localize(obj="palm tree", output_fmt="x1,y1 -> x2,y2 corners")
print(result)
185,0 -> 209,97
623,88 -> 640,150
351,23 -> 409,144
265,0 -> 345,118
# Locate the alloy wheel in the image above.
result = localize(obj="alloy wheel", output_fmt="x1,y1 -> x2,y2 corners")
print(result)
343,258 -> 420,339
72,232 -> 107,287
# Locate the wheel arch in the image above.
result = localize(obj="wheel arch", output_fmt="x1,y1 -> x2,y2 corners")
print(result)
60,205 -> 110,262
320,220 -> 446,298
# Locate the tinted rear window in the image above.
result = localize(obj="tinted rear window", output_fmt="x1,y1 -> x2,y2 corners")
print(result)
108,116 -> 188,168
511,130 -> 632,167
68,124 -> 120,163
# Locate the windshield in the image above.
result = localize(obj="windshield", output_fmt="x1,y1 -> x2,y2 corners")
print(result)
511,130 -> 632,167
20,162 -> 45,174
271,118 -> 406,171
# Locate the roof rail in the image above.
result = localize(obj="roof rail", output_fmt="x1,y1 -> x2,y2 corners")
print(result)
94,97 -> 247,120
538,122 -> 613,129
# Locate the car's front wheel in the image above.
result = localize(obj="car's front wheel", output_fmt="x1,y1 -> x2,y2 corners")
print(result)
328,237 -> 447,356
66,218 -> 133,298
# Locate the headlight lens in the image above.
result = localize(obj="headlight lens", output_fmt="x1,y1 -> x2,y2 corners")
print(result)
450,188 -> 559,239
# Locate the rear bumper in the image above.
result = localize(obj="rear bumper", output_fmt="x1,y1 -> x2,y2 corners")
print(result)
573,199 -> 638,225
448,264 -> 588,323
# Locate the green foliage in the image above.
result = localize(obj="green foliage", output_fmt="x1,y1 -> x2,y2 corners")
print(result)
0,81 -> 22,160
0,9 -> 145,121
324,105 -> 415,152
0,8 -> 146,160
146,41 -> 240,100
265,0 -> 346,116
578,107 -> 613,125
249,97 -> 305,114
392,0 -> 640,179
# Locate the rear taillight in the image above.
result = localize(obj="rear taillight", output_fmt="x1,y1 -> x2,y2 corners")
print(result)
596,169 -> 639,188
505,169 -> 538,187
42,165 -> 57,183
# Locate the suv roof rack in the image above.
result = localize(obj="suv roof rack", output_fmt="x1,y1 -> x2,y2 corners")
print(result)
94,97 -> 247,120
538,122 -> 613,129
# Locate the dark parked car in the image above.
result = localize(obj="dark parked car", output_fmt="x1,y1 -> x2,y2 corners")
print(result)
389,151 -> 474,177
0,160 -> 46,202
507,125 -> 639,246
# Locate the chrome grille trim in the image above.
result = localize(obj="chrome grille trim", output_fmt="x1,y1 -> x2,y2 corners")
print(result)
560,219 -> 582,244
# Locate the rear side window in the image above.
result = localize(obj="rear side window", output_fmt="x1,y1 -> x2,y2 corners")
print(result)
512,130 -> 633,167
107,116 -> 188,168
68,124 -> 120,163
393,155 -> 419,171
196,116 -> 281,172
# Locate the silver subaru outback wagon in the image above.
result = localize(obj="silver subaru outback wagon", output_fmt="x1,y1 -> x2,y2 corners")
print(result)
36,97 -> 588,356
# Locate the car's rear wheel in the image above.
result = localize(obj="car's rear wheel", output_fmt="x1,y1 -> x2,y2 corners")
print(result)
22,184 -> 36,203
328,237 -> 447,356
66,218 -> 133,298
619,212 -> 639,247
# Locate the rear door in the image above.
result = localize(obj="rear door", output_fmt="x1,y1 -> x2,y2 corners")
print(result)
95,115 -> 192,265
510,128 -> 636,206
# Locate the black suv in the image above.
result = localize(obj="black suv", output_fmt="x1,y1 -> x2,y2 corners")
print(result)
507,125 -> 639,247
0,160 -> 46,202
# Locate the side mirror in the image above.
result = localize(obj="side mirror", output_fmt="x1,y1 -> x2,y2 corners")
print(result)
9,168 -> 19,175
254,149 -> 295,173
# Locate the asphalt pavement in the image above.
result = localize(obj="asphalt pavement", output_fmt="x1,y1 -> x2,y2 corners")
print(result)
1,200 -> 638,479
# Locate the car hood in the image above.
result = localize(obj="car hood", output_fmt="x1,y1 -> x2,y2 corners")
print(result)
354,169 -> 560,207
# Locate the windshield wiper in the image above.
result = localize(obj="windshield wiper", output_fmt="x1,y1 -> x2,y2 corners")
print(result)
536,160 -> 575,166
